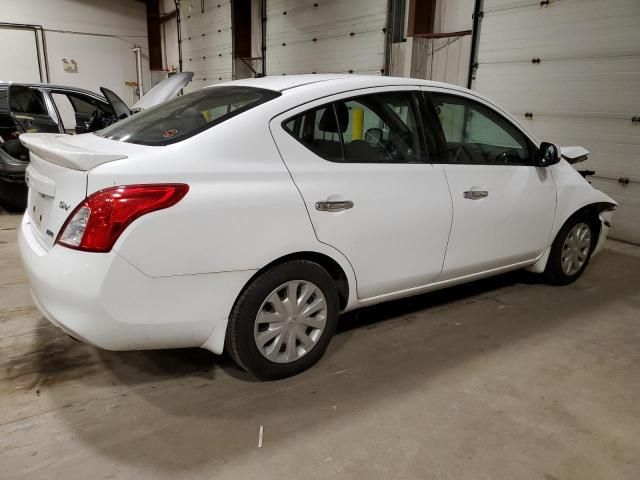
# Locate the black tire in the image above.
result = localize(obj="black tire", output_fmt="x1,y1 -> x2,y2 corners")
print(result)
543,214 -> 597,285
226,260 -> 339,380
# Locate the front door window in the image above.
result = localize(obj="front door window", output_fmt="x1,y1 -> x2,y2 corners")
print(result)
431,93 -> 532,165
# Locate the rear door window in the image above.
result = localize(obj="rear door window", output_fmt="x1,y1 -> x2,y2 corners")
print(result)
9,86 -> 47,114
283,105 -> 343,162
283,91 -> 426,164
337,92 -> 425,163
97,86 -> 280,146
8,86 -> 59,134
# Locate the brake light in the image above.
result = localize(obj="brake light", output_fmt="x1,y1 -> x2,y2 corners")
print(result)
56,184 -> 189,252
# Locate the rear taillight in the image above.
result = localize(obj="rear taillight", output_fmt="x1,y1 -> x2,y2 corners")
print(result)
56,184 -> 189,252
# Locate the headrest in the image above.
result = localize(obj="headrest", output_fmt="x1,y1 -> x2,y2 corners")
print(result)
318,103 -> 348,134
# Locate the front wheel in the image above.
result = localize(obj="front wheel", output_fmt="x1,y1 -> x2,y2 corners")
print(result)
226,260 -> 339,380
544,217 -> 596,285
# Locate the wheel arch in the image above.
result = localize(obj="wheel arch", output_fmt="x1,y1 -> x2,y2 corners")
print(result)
527,201 -> 616,274
239,251 -> 352,311
556,201 -> 617,242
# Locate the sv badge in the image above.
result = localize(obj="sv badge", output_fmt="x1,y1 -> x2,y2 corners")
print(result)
59,201 -> 71,211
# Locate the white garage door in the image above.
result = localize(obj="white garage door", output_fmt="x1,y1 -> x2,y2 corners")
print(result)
266,0 -> 389,75
179,0 -> 233,92
474,0 -> 640,244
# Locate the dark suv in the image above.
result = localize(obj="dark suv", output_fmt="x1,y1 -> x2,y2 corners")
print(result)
0,83 -> 117,211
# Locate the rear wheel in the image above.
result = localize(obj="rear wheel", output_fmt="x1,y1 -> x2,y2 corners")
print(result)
544,216 -> 596,285
226,260 -> 339,380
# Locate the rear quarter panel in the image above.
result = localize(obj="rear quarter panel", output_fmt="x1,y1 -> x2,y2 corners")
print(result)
86,109 -> 357,297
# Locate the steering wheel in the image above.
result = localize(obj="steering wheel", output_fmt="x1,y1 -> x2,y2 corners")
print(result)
495,149 -> 520,164
364,128 -> 383,146
364,128 -> 394,162
85,109 -> 102,133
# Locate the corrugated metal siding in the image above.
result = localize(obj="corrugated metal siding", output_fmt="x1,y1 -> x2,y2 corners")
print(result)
411,35 -> 472,87
475,0 -> 640,244
266,0 -> 388,75
180,0 -> 233,92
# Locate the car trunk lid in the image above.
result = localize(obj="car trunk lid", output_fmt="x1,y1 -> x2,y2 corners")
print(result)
20,133 -> 128,170
132,72 -> 194,111
20,133 -> 129,250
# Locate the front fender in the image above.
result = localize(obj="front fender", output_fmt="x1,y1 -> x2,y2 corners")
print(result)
550,160 -> 616,240
526,160 -> 616,273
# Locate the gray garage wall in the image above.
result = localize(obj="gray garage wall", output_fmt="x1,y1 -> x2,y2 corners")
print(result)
0,0 -> 150,106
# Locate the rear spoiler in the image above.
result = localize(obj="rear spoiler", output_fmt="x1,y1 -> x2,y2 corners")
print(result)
19,133 -> 127,171
561,146 -> 589,164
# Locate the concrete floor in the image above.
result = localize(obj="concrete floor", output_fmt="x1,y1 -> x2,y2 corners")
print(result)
1,211 -> 639,480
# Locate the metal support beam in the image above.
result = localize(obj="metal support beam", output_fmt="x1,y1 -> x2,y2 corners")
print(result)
146,0 -> 163,71
467,0 -> 483,89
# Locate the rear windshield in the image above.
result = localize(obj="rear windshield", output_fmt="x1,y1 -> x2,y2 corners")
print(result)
96,86 -> 280,146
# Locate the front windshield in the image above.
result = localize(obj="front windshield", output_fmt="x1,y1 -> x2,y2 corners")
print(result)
96,86 -> 280,146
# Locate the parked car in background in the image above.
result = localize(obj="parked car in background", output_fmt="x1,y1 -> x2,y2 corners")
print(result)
17,75 -> 616,380
0,72 -> 193,211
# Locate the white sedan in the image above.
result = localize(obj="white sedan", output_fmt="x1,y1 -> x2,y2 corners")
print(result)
18,75 -> 616,379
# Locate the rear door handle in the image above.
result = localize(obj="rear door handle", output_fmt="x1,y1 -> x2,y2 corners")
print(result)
463,190 -> 488,200
315,200 -> 354,212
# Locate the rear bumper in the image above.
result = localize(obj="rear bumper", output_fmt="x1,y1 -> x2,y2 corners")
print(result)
18,214 -> 254,353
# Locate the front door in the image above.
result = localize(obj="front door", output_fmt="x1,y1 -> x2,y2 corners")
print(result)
425,90 -> 556,279
271,88 -> 453,299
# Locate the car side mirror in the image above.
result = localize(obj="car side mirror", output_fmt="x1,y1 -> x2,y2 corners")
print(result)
537,142 -> 560,167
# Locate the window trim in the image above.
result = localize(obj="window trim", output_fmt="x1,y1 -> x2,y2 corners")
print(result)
424,90 -> 538,166
331,103 -> 347,161
281,90 -> 430,165
417,91 -> 446,164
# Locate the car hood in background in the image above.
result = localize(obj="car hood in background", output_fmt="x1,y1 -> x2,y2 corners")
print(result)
132,72 -> 194,111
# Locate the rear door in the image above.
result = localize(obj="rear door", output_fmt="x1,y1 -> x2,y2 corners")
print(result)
424,89 -> 556,279
271,87 -> 453,299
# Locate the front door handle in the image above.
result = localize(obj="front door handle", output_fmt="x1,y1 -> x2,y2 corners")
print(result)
463,190 -> 488,200
315,200 -> 354,212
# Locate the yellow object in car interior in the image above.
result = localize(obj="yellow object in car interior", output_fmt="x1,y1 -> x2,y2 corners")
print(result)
202,110 -> 214,122
352,108 -> 364,141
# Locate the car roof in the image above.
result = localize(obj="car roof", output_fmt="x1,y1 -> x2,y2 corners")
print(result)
0,81 -> 104,98
217,74 -> 531,143
216,74 -> 473,95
